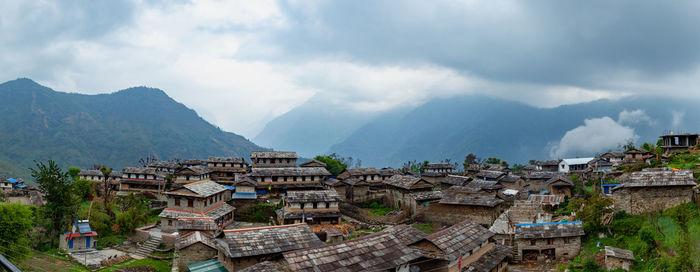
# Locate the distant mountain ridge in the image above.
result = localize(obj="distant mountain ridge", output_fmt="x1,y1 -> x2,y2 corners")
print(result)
258,93 -> 700,168
0,78 -> 265,181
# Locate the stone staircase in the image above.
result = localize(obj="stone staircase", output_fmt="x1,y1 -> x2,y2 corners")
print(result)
132,234 -> 162,259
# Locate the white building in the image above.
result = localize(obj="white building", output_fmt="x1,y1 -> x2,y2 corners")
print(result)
558,158 -> 595,173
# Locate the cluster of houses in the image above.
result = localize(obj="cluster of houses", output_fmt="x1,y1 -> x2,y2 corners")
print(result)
56,132 -> 700,271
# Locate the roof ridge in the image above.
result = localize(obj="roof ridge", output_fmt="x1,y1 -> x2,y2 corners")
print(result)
222,223 -> 308,233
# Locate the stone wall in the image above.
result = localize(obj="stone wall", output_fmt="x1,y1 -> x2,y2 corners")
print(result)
605,256 -> 631,271
418,203 -> 501,226
613,186 -> 694,215
129,225 -> 153,244
162,234 -> 177,250
515,236 -> 581,262
178,243 -> 217,271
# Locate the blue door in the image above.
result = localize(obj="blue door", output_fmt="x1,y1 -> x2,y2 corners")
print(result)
68,238 -> 73,249
86,236 -> 91,248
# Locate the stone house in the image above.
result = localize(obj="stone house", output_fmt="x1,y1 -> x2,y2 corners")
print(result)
474,170 -> 506,182
216,224 -> 324,272
175,231 -> 217,271
410,219 -> 511,272
299,159 -> 326,168
419,189 -> 504,226
174,165 -> 211,185
601,152 -> 625,165
612,169 -> 697,215
514,221 -> 585,262
250,151 -> 297,168
498,174 -> 524,190
409,190 -> 443,216
158,180 -> 235,233
441,175 -> 471,189
379,167 -> 399,180
321,177 -> 378,203
206,157 -> 248,184
604,246 -> 635,271
523,172 -> 556,194
59,220 -> 97,251
336,168 -> 382,182
545,176 -> 574,197
230,177 -> 257,206
589,158 -> 614,173
624,148 -> 651,163
558,158 -> 594,173
78,169 -> 122,182
660,133 -> 700,155
535,160 -> 561,172
0,178 -> 11,191
460,180 -> 504,196
423,163 -> 455,174
119,166 -> 167,195
282,225 -> 443,272
247,167 -> 330,196
383,175 -> 434,211
148,160 -> 181,173
276,190 -> 342,225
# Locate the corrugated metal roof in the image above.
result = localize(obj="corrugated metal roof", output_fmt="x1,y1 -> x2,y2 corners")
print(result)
561,158 -> 595,165
188,258 -> 228,272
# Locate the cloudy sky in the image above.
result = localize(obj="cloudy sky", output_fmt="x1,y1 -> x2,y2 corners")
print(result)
3,0 -> 700,137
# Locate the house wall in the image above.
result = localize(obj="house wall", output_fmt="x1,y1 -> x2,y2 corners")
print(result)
59,236 -> 95,251
515,236 -> 581,261
218,252 -> 261,272
605,256 -> 631,271
418,203 -> 502,226
384,188 -> 432,213
178,243 -> 217,271
252,158 -> 297,168
166,191 -> 231,213
613,186 -> 694,215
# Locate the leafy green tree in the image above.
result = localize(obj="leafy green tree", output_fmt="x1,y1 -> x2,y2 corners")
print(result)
485,157 -> 501,164
463,153 -> 478,169
78,201 -> 111,234
115,193 -> 149,234
668,203 -> 697,272
96,165 -> 114,215
583,257 -> 601,272
67,166 -> 81,181
314,154 -> 349,176
570,193 -> 613,234
0,203 -> 34,261
500,160 -> 509,168
30,160 -> 78,248
73,178 -> 94,200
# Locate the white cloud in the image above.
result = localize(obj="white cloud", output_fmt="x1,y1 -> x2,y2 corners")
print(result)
550,116 -> 638,158
618,109 -> 653,125
671,110 -> 685,128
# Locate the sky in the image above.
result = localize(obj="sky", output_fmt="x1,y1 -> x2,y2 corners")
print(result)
3,1 -> 700,138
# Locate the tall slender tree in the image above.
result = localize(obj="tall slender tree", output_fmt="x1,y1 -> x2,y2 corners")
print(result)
29,160 -> 78,248
99,165 -> 114,216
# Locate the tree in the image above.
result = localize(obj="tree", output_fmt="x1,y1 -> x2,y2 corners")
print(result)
98,165 -> 115,215
29,160 -> 78,248
73,178 -> 94,200
668,203 -> 697,272
485,158 -> 501,164
115,193 -> 149,234
0,203 -> 34,261
463,153 -> 478,170
67,166 -> 81,181
315,154 -> 349,176
619,138 -> 636,151
138,156 -> 158,167
570,193 -> 613,234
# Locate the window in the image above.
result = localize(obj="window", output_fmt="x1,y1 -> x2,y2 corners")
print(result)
547,238 -> 553,245
168,220 -> 172,226
313,202 -> 318,209
204,199 -> 208,207
188,199 -> 194,207
186,176 -> 190,181
175,198 -> 180,206
210,198 -> 213,204
300,203 -> 305,209
530,240 -> 536,245
326,202 -> 330,208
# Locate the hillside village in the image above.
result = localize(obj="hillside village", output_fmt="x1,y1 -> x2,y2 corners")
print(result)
1,132 -> 700,272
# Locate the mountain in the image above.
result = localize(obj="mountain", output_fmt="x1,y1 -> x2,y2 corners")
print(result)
268,95 -> 699,168
0,78 -> 265,181
253,93 -> 393,157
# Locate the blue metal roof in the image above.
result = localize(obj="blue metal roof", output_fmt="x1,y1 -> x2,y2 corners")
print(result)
7,178 -> 18,184
224,185 -> 235,191
232,192 -> 257,200
77,222 -> 93,233
601,184 -> 620,187
188,259 -> 227,272
13,184 -> 26,188
515,220 -> 582,227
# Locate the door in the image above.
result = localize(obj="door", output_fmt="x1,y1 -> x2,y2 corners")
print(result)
68,238 -> 73,249
86,236 -> 91,248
